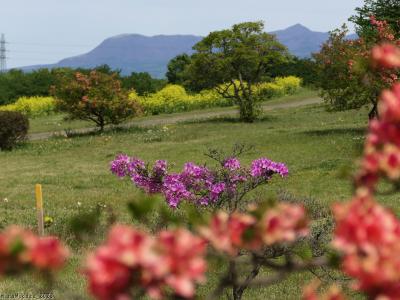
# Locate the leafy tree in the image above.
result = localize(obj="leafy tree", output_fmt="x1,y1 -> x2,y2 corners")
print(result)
0,68 -> 66,105
166,54 -> 191,85
350,0 -> 400,40
0,69 -> 55,105
93,64 -> 120,75
269,56 -> 318,86
53,71 -> 141,131
185,21 -> 289,122
314,22 -> 399,119
121,72 -> 166,96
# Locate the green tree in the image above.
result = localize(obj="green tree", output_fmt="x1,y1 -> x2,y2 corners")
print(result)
349,0 -> 400,40
269,57 -> 318,86
93,64 -> 120,75
53,71 -> 141,131
121,72 -> 166,96
166,54 -> 191,85
0,68 -> 57,105
313,24 -> 398,119
185,21 -> 289,122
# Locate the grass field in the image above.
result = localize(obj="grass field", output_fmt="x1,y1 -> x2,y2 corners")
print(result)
0,98 -> 385,299
28,88 -> 317,135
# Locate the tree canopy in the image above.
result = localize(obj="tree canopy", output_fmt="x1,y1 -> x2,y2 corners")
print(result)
314,22 -> 399,118
350,0 -> 400,40
166,54 -> 191,85
185,21 -> 290,122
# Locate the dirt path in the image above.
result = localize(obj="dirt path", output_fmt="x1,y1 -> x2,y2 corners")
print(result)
28,97 -> 322,141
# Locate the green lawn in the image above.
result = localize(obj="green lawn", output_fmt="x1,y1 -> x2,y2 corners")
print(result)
0,101 -> 383,299
28,88 -> 317,134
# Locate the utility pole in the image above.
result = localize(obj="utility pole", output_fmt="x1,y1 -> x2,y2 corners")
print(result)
0,34 -> 7,73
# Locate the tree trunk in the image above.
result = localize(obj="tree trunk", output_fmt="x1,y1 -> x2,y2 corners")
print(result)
238,95 -> 256,123
232,286 -> 244,300
368,101 -> 378,120
98,117 -> 105,132
232,262 -> 261,300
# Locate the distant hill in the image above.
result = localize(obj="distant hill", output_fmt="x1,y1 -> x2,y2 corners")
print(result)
20,25 -> 357,78
271,24 -> 357,58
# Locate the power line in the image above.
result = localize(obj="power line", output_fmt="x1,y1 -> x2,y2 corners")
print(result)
7,41 -> 93,48
0,34 -> 7,73
10,49 -> 84,55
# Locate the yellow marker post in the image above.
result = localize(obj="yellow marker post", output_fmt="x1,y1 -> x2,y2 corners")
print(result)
35,184 -> 45,236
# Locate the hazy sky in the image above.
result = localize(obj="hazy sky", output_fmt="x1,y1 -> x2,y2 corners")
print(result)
1,0 -> 364,68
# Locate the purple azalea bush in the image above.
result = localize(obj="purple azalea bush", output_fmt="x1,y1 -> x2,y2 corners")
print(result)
111,154 -> 288,209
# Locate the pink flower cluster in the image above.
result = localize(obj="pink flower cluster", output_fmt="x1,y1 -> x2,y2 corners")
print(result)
0,226 -> 68,274
333,190 -> 400,299
84,225 -> 207,300
303,281 -> 345,300
370,16 -> 398,43
250,158 -> 289,178
111,154 -> 167,193
330,43 -> 400,299
199,203 -> 308,256
372,44 -> 400,69
358,82 -> 400,187
111,155 -> 288,208
223,158 -> 241,171
164,162 -> 222,208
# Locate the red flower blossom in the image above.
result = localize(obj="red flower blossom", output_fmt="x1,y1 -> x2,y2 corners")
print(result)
199,211 -> 259,256
262,203 -> 308,245
85,225 -> 207,300
85,247 -> 133,300
372,44 -> 400,68
29,236 -> 69,270
0,226 -> 68,275
378,83 -> 400,122
303,281 -> 346,300
85,225 -> 160,300
333,190 -> 400,298
157,229 -> 207,298
380,144 -> 400,180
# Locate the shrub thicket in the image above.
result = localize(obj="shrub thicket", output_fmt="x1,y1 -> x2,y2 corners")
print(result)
0,96 -> 56,117
0,111 -> 29,150
255,76 -> 302,99
131,76 -> 302,115
131,85 -> 232,115
53,71 -> 141,131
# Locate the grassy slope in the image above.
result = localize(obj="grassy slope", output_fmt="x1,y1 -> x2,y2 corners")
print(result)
0,101 -> 386,299
28,88 -> 317,134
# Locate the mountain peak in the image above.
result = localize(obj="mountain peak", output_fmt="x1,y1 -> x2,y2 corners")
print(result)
285,23 -> 311,32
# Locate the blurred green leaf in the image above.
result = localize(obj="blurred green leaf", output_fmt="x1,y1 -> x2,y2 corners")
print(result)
293,242 -> 313,261
127,194 -> 161,222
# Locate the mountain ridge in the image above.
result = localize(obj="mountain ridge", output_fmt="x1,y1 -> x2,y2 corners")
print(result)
19,24 -> 357,78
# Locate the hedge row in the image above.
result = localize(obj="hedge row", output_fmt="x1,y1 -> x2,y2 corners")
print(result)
135,76 -> 302,115
0,96 -> 56,117
0,76 -> 302,117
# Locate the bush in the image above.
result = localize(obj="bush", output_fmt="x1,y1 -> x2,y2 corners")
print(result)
53,71 -> 141,131
0,96 -> 56,117
130,77 -> 301,116
134,84 -> 189,115
274,76 -> 302,94
132,85 -> 232,115
255,76 -> 302,99
0,111 -> 29,150
255,82 -> 285,99
313,22 -> 398,119
191,89 -> 233,109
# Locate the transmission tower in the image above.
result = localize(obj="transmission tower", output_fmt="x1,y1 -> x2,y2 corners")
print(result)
0,34 -> 6,73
